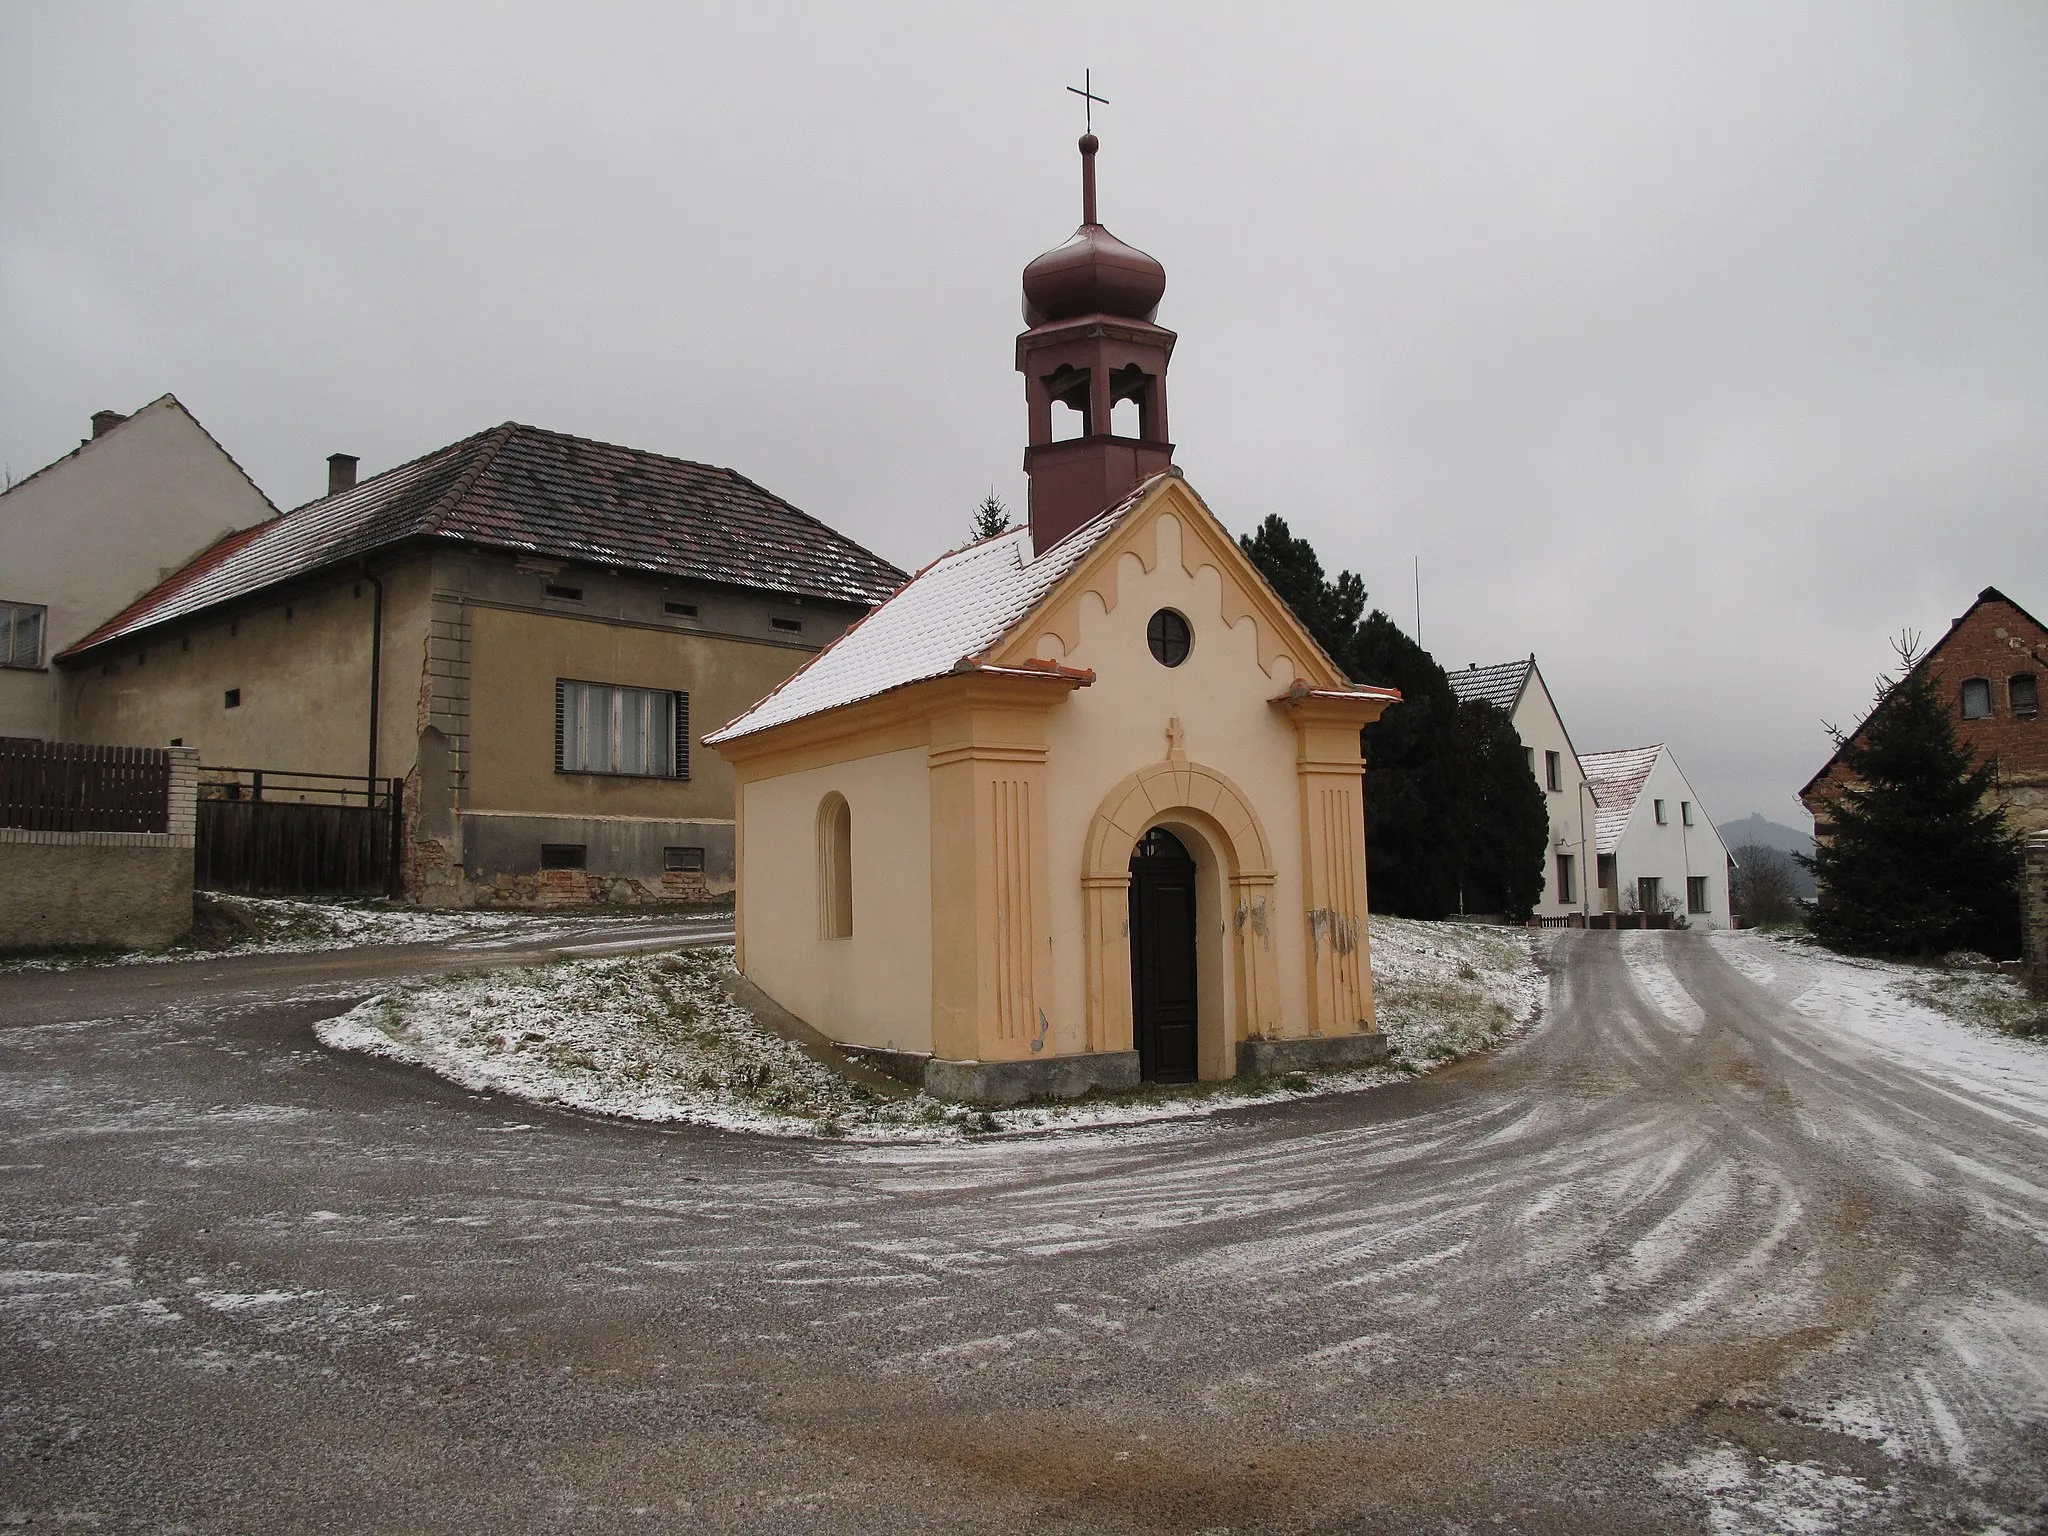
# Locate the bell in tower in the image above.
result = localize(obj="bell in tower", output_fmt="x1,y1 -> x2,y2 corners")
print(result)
1017,132 -> 1177,555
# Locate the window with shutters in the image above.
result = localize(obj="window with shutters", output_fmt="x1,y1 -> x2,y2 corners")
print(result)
554,680 -> 690,779
1,602 -> 46,669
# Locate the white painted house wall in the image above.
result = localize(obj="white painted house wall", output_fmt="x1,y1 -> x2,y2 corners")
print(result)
1509,669 -> 1597,920
1604,748 -> 1733,929
0,396 -> 274,739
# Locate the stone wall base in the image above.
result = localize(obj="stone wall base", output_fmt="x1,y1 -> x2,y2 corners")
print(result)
925,1051 -> 1142,1105
1238,1032 -> 1392,1076
0,838 -> 194,950
2023,830 -> 2048,999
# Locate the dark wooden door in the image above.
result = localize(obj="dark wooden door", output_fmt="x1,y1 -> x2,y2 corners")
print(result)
1129,827 -> 1199,1082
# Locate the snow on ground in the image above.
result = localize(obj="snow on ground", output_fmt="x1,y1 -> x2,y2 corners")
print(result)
0,892 -> 729,972
1712,932 -> 2048,1128
1656,1445 -> 1897,1535
314,917 -> 1543,1141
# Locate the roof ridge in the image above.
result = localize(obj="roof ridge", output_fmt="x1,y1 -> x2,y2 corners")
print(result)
411,422 -> 522,536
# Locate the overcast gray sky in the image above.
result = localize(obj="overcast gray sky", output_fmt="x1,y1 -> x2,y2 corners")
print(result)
5,3 -> 2044,830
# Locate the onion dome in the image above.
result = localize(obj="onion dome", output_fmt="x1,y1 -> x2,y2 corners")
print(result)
1021,134 -> 1167,327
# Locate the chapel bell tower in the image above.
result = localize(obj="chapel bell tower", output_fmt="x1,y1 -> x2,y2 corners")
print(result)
1018,132 -> 1176,555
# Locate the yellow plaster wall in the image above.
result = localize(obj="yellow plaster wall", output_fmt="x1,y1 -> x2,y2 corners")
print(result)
1032,507 -> 1317,1052
737,746 -> 934,1052
62,562 -> 432,782
466,606 -> 805,821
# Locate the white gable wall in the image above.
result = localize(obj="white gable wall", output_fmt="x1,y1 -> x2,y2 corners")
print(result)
1509,669 -> 1596,919
0,398 -> 274,739
1607,749 -> 1733,929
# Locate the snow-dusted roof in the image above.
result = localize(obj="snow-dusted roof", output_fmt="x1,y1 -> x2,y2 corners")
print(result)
61,423 -> 905,659
1448,658 -> 1531,713
706,478 -> 1159,744
1581,744 -> 1662,854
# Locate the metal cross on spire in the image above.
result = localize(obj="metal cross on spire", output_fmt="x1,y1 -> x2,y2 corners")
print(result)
1067,70 -> 1108,133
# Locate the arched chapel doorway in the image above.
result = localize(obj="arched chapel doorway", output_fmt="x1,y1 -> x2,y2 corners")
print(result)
1128,826 -> 1200,1081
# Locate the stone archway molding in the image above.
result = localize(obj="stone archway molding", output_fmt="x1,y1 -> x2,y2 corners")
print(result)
1080,759 -> 1283,1059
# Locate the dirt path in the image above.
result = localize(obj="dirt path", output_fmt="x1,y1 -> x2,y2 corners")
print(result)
1,930 -> 2042,1532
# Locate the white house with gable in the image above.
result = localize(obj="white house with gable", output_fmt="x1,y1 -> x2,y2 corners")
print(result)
1449,656 -> 1597,920
1580,744 -> 1733,928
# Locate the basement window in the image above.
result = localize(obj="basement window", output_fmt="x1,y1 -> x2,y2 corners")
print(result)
2011,674 -> 2039,719
224,689 -> 242,709
1961,677 -> 1993,719
544,583 -> 585,602
771,617 -> 803,634
540,843 -> 587,870
1,602 -> 46,669
665,845 -> 705,873
665,601 -> 699,619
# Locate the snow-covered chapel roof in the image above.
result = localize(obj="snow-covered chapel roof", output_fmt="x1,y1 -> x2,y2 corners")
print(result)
705,477 -> 1160,744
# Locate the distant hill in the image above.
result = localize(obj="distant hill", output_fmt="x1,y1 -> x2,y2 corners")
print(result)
1720,813 -> 1817,898
1719,813 -> 1814,857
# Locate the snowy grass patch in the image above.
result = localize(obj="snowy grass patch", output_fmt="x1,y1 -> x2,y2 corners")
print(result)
1753,933 -> 2048,1042
314,918 -> 1543,1141
0,891 -> 727,972
1369,919 -> 1546,1071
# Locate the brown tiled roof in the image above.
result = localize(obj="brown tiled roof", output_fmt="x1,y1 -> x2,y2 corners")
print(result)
60,422 -> 906,659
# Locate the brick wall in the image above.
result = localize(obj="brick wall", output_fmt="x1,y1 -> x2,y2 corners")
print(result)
0,745 -> 198,949
1804,591 -> 2048,835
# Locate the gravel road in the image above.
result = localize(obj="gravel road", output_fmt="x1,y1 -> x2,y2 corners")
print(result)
2,928 -> 2043,1533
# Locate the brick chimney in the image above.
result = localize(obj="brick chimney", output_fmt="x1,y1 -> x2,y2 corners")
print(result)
327,453 -> 359,495
91,410 -> 127,438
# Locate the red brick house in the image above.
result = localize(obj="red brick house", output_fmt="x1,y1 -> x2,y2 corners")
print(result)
1801,587 -> 2047,837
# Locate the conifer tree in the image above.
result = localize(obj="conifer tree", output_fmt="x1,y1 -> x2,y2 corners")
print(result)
1805,640 -> 2023,957
970,489 -> 1011,541
1239,517 -> 1547,920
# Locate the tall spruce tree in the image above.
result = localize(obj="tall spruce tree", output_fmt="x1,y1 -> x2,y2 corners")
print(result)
1239,516 -> 1547,920
1805,644 -> 2023,957
970,489 -> 1011,541
1453,697 -> 1550,918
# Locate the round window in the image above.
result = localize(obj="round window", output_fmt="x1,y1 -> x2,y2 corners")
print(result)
1147,608 -> 1192,667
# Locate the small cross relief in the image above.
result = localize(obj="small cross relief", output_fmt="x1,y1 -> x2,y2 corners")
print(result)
1165,716 -> 1187,763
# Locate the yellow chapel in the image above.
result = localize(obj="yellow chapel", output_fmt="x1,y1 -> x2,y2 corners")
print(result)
706,132 -> 1398,1103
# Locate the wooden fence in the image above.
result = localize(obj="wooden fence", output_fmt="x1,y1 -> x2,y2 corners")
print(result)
196,767 -> 403,897
0,737 -> 171,834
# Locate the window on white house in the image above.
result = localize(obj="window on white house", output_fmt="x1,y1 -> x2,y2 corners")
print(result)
1687,876 -> 1710,915
817,793 -> 853,939
1545,751 -> 1562,793
1681,801 -> 1693,827
1555,853 -> 1576,903
1,602 -> 46,669
1598,854 -> 1617,891
554,680 -> 689,779
1961,678 -> 1993,719
1654,798 -> 1667,825
2012,674 -> 2039,719
1637,876 -> 1663,913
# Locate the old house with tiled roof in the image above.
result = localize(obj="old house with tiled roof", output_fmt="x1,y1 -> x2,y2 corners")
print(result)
1449,655 -> 1596,920
1800,587 -> 2048,839
1581,743 -> 1733,927
2,396 -> 277,740
56,422 -> 903,904
708,134 -> 1401,1102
